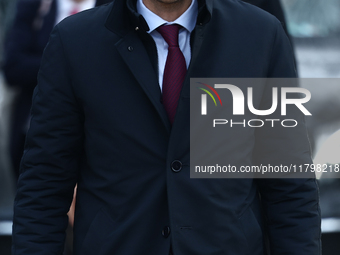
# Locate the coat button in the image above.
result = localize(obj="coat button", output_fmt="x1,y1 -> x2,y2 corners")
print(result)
171,160 -> 182,172
127,46 -> 133,52
162,226 -> 171,238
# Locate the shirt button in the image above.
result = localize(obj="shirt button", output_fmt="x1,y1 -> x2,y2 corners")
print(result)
171,160 -> 182,172
162,226 -> 171,238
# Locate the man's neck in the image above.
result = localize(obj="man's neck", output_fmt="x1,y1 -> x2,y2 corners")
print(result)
142,0 -> 192,22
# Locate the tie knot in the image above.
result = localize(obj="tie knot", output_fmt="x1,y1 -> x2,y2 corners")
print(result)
156,24 -> 181,47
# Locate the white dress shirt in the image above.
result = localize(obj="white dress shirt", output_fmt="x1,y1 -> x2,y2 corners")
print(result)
137,0 -> 198,90
56,0 -> 96,25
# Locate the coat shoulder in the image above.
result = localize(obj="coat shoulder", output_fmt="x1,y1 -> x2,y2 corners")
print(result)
213,0 -> 282,31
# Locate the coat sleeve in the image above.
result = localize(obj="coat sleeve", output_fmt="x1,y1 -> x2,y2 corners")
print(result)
254,21 -> 321,255
12,25 -> 83,254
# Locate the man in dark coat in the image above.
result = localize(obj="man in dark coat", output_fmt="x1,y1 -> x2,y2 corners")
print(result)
12,0 -> 321,254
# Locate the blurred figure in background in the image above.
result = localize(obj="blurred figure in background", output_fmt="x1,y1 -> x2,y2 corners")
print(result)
0,2 -> 18,255
2,0 -> 110,180
0,0 -> 16,59
2,1 -> 110,254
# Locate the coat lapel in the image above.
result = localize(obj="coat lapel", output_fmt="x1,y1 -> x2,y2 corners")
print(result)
115,31 -> 171,133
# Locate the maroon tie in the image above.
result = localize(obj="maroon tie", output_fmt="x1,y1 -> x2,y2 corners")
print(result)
157,24 -> 187,124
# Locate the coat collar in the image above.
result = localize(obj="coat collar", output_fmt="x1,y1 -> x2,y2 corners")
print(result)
105,0 -> 211,36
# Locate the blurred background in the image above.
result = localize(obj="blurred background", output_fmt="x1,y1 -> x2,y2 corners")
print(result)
0,0 -> 340,254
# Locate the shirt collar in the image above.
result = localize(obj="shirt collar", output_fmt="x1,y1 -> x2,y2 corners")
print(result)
137,0 -> 198,33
